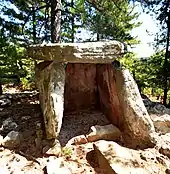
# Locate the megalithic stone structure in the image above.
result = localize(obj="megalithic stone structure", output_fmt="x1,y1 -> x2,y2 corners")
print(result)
27,41 -> 155,148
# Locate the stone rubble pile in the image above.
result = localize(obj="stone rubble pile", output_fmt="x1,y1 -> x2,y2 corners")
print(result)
143,98 -> 170,134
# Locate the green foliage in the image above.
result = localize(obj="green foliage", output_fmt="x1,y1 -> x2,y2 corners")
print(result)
0,33 -> 35,89
84,0 -> 141,43
61,147 -> 72,158
0,0 -> 141,90
19,58 -> 35,90
0,36 -> 24,78
122,50 -> 170,97
120,52 -> 137,71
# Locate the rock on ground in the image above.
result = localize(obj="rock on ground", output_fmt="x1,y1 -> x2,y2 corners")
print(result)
0,94 -> 12,107
0,135 -> 3,145
86,124 -> 122,142
151,114 -> 170,134
143,98 -> 170,134
46,157 -> 71,174
2,131 -> 22,148
93,140 -> 167,174
42,140 -> 61,156
143,98 -> 170,116
66,124 -> 121,146
0,117 -> 18,134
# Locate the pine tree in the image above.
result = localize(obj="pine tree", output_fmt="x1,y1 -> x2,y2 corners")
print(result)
83,0 -> 141,44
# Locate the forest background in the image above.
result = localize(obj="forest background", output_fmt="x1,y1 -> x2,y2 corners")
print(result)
0,0 -> 170,105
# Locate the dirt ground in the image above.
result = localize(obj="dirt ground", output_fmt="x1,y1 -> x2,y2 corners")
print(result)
0,87 -> 111,174
0,86 -> 170,174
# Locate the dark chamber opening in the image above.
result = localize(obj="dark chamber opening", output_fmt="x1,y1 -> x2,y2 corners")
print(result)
58,63 -> 111,146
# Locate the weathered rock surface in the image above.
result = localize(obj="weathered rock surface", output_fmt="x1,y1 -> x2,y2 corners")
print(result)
143,98 -> 170,115
21,116 -> 31,121
0,117 -> 18,133
97,64 -> 123,127
93,140 -> 166,174
28,41 -> 124,63
0,135 -> 3,145
86,124 -> 121,142
0,94 -> 12,107
98,66 -> 155,148
142,99 -> 170,134
117,69 -> 155,147
36,61 -> 65,139
42,139 -> 61,156
66,124 -> 121,145
159,145 -> 170,158
46,157 -> 71,174
151,114 -> 170,134
66,135 -> 88,146
2,131 -> 22,148
143,98 -> 154,110
152,133 -> 170,160
151,103 -> 168,114
64,63 -> 98,112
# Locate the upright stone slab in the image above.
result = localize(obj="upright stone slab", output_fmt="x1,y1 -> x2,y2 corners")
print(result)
96,64 -> 123,127
36,61 -> 65,139
97,65 -> 155,147
64,63 -> 98,112
115,68 -> 155,148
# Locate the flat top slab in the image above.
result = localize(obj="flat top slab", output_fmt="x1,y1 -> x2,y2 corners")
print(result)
27,41 -> 125,63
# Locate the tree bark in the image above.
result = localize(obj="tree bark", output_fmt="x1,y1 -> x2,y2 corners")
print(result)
32,5 -> 36,44
71,0 -> 74,43
51,0 -> 61,43
163,12 -> 170,106
0,80 -> 2,95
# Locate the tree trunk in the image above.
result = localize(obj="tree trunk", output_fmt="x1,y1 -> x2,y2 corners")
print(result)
0,80 -> 2,95
32,5 -> 36,44
163,12 -> 170,106
51,0 -> 61,43
71,0 -> 74,43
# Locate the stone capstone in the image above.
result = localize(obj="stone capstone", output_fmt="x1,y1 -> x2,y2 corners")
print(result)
27,41 -> 124,63
36,61 -> 65,139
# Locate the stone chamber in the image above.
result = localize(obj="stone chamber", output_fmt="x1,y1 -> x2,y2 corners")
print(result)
59,63 -> 122,146
28,41 -> 155,148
